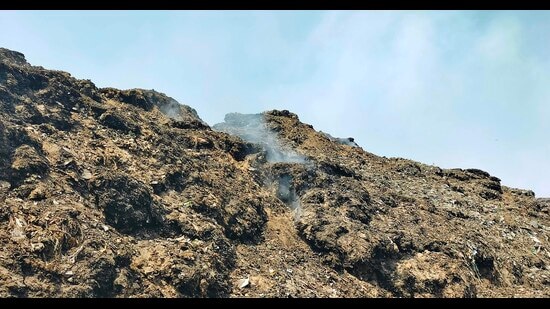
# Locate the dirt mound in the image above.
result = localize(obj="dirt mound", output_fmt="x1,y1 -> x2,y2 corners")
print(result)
0,48 -> 548,298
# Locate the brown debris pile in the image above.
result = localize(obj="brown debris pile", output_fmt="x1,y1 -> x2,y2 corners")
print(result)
0,48 -> 548,298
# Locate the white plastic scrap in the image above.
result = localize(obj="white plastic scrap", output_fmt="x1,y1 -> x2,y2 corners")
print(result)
238,276 -> 250,289
11,217 -> 26,240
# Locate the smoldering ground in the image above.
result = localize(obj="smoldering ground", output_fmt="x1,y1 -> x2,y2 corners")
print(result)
213,112 -> 307,164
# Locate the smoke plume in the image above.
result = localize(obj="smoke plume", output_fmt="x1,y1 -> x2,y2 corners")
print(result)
213,112 -> 307,164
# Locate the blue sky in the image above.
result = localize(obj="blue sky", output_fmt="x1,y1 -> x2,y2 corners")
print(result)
1,10 -> 548,196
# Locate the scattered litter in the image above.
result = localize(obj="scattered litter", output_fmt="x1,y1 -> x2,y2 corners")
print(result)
81,169 -> 93,180
531,235 -> 543,255
15,217 -> 24,227
238,276 -> 250,289
11,217 -> 26,240
173,235 -> 187,242
0,181 -> 10,191
31,242 -> 45,252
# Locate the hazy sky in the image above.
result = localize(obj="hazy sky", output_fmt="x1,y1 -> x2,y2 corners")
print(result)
1,10 -> 548,196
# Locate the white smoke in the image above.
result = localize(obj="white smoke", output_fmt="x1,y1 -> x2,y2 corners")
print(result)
320,131 -> 360,148
276,174 -> 303,220
158,99 -> 183,120
213,112 -> 307,164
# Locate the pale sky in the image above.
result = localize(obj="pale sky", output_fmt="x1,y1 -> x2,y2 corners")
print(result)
1,10 -> 548,196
